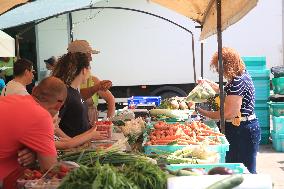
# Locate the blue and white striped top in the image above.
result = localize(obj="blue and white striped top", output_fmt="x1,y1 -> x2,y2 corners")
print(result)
224,71 -> 255,116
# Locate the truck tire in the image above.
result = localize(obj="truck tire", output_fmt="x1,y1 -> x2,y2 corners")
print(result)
150,86 -> 187,99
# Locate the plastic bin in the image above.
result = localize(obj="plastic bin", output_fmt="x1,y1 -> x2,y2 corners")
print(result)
268,102 -> 284,117
272,77 -> 284,95
128,96 -> 161,107
255,102 -> 270,129
143,136 -> 229,163
272,116 -> 284,134
166,163 -> 247,174
242,56 -> 266,70
252,80 -> 270,101
271,130 -> 284,152
260,129 -> 270,145
248,69 -> 270,79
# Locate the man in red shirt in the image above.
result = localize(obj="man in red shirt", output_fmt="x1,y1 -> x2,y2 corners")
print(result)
0,76 -> 67,181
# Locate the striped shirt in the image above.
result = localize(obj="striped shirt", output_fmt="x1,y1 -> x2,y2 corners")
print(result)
224,71 -> 255,116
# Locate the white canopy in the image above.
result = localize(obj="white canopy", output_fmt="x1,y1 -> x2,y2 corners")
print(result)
0,30 -> 15,57
150,0 -> 258,40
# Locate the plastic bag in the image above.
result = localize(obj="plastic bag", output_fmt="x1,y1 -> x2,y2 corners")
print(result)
271,66 -> 284,78
186,82 -> 216,103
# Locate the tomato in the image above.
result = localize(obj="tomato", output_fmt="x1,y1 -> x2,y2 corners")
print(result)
58,172 -> 67,179
33,170 -> 42,179
59,165 -> 70,173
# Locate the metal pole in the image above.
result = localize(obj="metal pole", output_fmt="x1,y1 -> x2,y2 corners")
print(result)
216,0 -> 225,133
68,13 -> 73,42
201,41 -> 204,78
15,35 -> 20,59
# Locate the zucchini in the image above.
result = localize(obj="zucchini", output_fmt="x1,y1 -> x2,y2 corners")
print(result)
206,174 -> 244,189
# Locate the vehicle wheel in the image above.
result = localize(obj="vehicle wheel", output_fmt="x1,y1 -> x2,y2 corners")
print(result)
151,86 -> 187,99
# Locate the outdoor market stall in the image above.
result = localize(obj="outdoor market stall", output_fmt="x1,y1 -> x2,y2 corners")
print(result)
0,0 -> 275,188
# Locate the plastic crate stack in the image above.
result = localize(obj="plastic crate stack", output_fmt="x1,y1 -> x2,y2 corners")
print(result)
242,57 -> 270,144
269,67 -> 284,152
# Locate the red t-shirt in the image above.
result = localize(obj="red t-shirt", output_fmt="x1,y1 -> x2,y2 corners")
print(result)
0,95 -> 57,180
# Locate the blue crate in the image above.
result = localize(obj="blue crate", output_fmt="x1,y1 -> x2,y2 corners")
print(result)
128,96 -> 161,107
242,56 -> 266,70
272,116 -> 284,134
143,136 -> 229,163
271,130 -> 284,152
166,163 -> 247,174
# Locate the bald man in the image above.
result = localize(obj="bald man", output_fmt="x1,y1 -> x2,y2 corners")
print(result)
0,77 -> 67,183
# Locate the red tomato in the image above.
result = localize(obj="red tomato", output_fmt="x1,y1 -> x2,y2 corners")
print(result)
59,165 -> 70,173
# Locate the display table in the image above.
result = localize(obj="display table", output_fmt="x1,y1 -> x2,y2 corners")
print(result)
167,174 -> 272,189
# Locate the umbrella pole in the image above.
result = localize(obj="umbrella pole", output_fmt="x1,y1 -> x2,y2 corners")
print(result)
216,0 -> 225,133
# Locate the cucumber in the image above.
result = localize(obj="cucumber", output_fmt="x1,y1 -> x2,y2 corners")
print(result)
176,169 -> 200,176
206,174 -> 244,189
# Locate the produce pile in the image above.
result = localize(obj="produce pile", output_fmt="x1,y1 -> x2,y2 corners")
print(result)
17,162 -> 77,189
158,97 -> 192,110
144,121 -> 224,145
165,146 -> 219,164
59,145 -> 167,189
186,82 -> 216,102
120,118 -> 146,144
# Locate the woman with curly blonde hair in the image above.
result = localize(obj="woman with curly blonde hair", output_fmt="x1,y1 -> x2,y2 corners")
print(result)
197,47 -> 260,173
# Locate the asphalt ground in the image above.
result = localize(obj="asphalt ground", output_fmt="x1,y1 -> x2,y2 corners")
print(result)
257,144 -> 284,189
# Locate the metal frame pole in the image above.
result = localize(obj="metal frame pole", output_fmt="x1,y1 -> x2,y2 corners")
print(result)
216,0 -> 225,133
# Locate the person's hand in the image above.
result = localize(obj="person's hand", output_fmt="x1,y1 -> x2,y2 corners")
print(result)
92,130 -> 109,140
195,107 -> 206,116
99,80 -> 112,91
18,148 -> 36,167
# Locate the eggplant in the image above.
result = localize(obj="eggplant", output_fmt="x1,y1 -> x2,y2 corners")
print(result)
207,167 -> 234,175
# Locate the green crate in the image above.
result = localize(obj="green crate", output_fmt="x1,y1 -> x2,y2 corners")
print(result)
166,163 -> 247,174
143,136 -> 229,163
242,56 -> 266,70
272,116 -> 284,134
271,130 -> 284,152
260,129 -> 270,145
268,102 -> 284,117
272,77 -> 284,95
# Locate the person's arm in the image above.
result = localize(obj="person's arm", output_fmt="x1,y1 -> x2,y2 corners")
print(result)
55,127 -> 108,150
197,95 -> 242,119
54,127 -> 71,139
80,80 -> 112,100
20,115 -> 58,172
37,154 -> 57,172
97,90 -> 115,118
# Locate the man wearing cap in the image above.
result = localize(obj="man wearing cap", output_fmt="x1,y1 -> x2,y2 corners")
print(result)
1,58 -> 34,96
44,56 -> 57,76
67,40 -> 112,98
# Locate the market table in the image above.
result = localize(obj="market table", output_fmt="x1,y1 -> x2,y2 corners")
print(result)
167,174 -> 272,189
